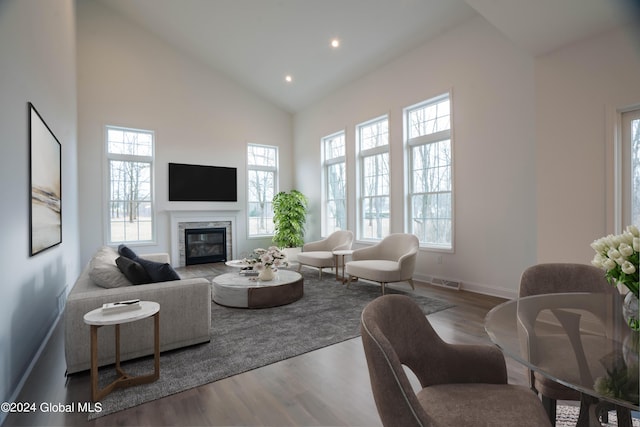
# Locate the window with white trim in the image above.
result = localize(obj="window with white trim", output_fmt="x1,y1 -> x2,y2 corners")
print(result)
357,116 -> 390,240
405,93 -> 453,249
247,144 -> 278,237
106,126 -> 154,244
322,131 -> 347,235
621,108 -> 640,227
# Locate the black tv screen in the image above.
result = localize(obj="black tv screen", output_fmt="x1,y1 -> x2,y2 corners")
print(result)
169,162 -> 237,202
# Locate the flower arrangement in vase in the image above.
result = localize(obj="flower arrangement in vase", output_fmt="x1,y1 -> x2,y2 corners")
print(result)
242,246 -> 288,281
591,225 -> 639,331
593,352 -> 639,405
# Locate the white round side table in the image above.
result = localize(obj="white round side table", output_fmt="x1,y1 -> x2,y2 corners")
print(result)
83,301 -> 160,401
225,259 -> 250,268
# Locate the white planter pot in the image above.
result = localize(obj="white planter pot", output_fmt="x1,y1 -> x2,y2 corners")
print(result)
281,247 -> 302,263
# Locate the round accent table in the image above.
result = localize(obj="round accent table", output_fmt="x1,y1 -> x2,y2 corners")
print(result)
333,249 -> 355,284
83,301 -> 160,401
225,259 -> 250,268
212,269 -> 303,308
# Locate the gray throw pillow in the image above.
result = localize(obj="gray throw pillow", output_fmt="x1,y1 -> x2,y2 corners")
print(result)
116,256 -> 152,285
89,255 -> 132,288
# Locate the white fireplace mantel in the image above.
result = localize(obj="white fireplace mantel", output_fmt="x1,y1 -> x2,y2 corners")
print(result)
168,210 -> 239,266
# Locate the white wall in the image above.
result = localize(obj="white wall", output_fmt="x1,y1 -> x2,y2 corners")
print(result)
76,0 -> 293,264
0,0 -> 79,415
294,16 -> 537,297
536,23 -> 640,263
295,16 -> 640,297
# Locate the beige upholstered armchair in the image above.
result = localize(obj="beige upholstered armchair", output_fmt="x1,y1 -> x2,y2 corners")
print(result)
345,233 -> 418,295
361,295 -> 551,427
296,230 -> 353,278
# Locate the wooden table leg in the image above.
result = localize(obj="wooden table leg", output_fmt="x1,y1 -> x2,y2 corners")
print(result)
577,393 -> 597,427
90,313 -> 161,401
90,325 -> 100,402
615,406 -> 632,427
335,254 -> 348,283
579,393 -> 633,427
115,324 -> 124,376
335,254 -> 356,284
153,312 -> 160,379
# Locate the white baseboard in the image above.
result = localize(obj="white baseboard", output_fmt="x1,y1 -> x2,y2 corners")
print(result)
413,273 -> 517,300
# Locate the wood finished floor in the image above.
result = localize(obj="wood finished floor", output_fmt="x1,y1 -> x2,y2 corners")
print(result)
5,263 -> 526,427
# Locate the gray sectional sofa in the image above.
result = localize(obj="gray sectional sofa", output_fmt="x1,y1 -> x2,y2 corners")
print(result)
64,246 -> 211,374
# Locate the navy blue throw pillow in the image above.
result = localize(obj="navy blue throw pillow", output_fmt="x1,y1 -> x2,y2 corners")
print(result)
115,256 -> 152,285
137,257 -> 181,282
118,244 -> 138,260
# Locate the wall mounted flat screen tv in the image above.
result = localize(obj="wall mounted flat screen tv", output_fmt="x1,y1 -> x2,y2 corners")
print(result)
168,162 -> 237,202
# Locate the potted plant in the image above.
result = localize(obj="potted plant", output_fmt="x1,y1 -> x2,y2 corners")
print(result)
272,190 -> 308,260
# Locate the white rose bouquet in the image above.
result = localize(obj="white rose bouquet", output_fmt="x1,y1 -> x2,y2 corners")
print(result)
591,225 -> 639,298
243,246 -> 288,271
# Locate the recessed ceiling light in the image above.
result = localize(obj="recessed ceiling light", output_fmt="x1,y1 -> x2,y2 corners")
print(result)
331,38 -> 340,48
285,75 -> 293,83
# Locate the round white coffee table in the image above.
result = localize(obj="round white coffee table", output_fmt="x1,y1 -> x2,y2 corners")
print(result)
83,301 -> 160,401
212,269 -> 303,308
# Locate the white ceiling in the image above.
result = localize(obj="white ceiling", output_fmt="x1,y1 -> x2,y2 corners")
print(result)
96,0 -> 636,113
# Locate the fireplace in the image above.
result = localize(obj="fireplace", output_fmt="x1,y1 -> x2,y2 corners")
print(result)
169,211 -> 237,267
184,227 -> 227,265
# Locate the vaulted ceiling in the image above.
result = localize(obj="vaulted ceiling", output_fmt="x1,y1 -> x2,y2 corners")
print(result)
97,0 -> 636,113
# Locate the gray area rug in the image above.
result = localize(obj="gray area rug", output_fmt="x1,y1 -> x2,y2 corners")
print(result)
88,268 -> 453,419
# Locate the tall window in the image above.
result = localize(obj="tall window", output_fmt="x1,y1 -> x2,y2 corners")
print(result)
622,108 -> 640,227
357,116 -> 390,240
322,131 -> 347,235
247,144 -> 278,237
106,126 -> 154,244
405,93 -> 453,249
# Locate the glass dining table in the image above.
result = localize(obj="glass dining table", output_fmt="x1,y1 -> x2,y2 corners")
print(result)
485,292 -> 639,427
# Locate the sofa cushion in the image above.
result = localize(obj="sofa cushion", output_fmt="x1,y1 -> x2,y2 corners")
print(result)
116,256 -> 152,285
118,244 -> 138,260
136,257 -> 181,282
89,246 -> 132,288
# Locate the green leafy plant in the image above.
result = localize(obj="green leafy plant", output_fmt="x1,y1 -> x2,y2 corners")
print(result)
594,355 -> 639,405
272,190 -> 308,248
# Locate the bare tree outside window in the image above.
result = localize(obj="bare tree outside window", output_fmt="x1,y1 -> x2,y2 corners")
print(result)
632,117 -> 640,226
322,132 -> 347,235
106,127 -> 153,243
248,144 -> 277,236
624,112 -> 640,227
358,117 -> 390,240
406,94 -> 453,249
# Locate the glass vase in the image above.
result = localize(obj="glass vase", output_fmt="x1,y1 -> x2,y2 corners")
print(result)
622,292 -> 640,332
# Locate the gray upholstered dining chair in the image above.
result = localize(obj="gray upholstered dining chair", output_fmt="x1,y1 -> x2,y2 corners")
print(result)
345,233 -> 418,295
519,263 -> 618,424
361,295 -> 551,427
296,230 -> 353,278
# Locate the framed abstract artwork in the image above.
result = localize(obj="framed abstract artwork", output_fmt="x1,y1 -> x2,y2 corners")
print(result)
29,102 -> 62,256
